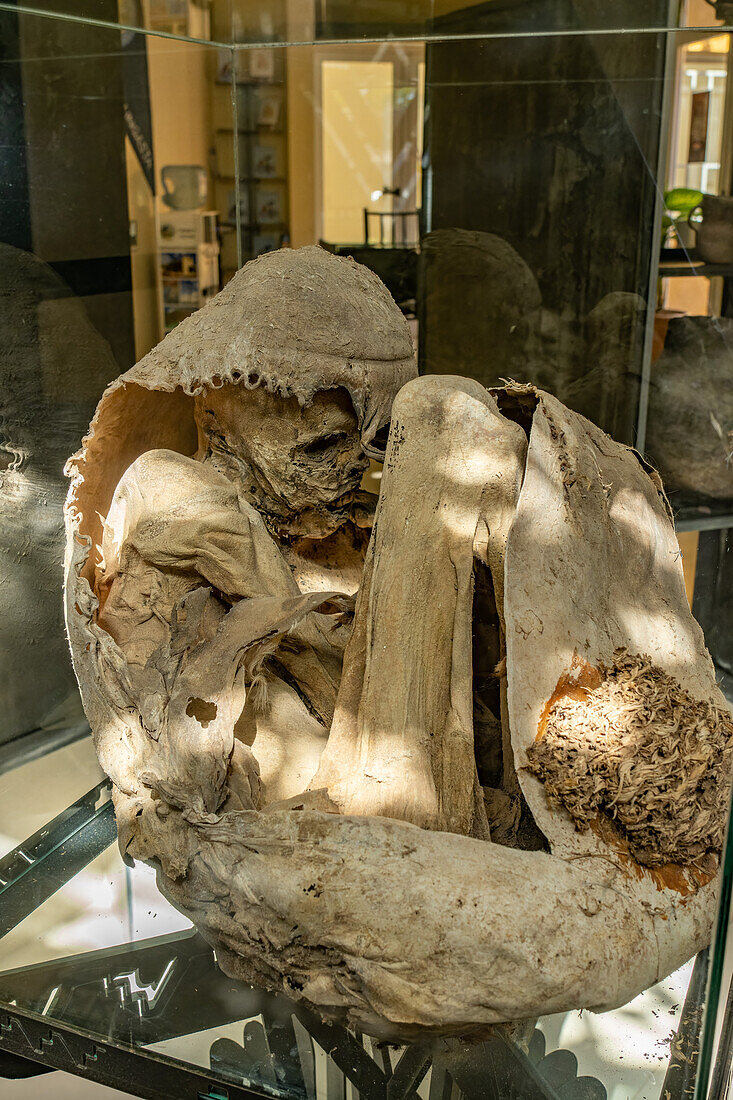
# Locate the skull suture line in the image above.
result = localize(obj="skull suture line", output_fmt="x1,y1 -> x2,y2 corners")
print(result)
65,246 -> 733,1039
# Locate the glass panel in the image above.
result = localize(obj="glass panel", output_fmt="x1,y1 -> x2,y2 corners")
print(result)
0,845 -> 190,971
696,787 -> 733,1098
2,6 -> 733,1096
1,7 -> 141,752
281,30 -> 668,439
0,0 -> 728,50
0,13 -> 225,752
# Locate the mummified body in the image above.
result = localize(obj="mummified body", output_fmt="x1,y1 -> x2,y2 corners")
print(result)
96,373 -> 507,835
65,246 -> 733,1037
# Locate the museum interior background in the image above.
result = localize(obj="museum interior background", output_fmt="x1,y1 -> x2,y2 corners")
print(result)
3,1 -> 733,1096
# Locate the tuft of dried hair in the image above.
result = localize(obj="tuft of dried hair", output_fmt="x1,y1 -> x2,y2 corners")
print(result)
526,649 -> 733,867
242,636 -> 281,713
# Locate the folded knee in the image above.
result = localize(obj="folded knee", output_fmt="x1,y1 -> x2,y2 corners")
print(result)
391,375 -> 495,434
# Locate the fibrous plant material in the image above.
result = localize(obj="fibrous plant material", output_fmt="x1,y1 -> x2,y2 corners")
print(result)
64,246 -> 733,1039
526,648 -> 733,867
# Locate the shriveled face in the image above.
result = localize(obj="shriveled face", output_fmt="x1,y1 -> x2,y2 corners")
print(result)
194,383 -> 369,530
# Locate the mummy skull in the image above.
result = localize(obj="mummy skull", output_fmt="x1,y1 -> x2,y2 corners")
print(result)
64,246 -> 733,1040
194,384 -> 369,537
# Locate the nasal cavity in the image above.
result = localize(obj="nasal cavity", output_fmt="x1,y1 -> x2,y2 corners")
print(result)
186,697 -> 218,728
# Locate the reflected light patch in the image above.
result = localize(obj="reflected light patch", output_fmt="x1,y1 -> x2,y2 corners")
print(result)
687,34 -> 730,53
540,959 -> 694,1099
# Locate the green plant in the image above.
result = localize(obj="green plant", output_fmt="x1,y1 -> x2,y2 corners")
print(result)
662,187 -> 703,245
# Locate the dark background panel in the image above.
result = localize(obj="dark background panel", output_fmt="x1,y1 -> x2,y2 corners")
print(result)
421,0 -> 668,444
0,2 -> 142,747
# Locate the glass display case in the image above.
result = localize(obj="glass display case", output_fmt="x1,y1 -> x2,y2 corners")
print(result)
2,1 -> 733,1098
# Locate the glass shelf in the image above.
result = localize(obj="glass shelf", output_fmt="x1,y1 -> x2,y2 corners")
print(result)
0,735 -> 718,1100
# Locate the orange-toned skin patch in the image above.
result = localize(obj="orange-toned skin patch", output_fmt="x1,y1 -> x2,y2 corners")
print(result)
589,815 -> 717,899
536,652 -> 602,741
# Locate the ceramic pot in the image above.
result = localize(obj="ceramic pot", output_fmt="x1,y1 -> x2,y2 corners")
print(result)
694,193 -> 733,264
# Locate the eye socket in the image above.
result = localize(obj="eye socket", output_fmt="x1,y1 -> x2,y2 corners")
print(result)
301,432 -> 348,456
362,422 -> 391,461
372,423 -> 391,450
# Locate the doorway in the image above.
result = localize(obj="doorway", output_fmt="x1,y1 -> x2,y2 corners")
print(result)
314,44 -> 424,247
